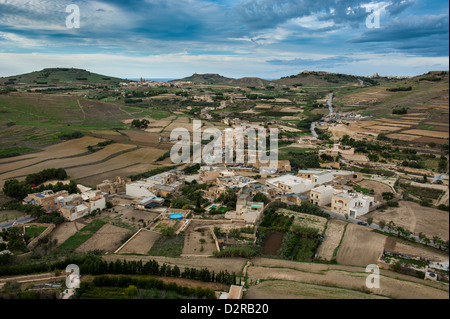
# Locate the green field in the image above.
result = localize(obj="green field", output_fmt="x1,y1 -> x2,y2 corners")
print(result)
25,225 -> 47,238
148,233 -> 185,257
52,219 -> 108,255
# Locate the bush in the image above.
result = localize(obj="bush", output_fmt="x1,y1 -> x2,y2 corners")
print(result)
387,201 -> 399,207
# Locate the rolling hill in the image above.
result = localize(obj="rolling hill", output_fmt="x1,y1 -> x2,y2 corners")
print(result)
0,68 -> 129,88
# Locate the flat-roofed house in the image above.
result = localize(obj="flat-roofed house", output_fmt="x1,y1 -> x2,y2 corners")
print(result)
24,190 -> 69,212
310,185 -> 341,206
60,203 -> 89,221
266,175 -> 315,195
331,191 -> 375,217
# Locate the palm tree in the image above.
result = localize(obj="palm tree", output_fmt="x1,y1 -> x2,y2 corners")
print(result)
433,236 -> 443,250
387,221 -> 396,232
395,226 -> 405,238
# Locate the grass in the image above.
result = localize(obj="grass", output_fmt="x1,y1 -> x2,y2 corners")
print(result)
415,125 -> 436,130
353,186 -> 372,194
0,210 -> 26,223
25,226 -> 47,238
148,233 -> 185,257
401,183 -> 445,200
52,219 -> 108,254
0,146 -> 37,158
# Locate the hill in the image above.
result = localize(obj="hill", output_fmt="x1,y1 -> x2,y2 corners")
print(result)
0,68 -> 128,88
172,73 -> 234,84
273,70 -> 383,87
227,77 -> 271,87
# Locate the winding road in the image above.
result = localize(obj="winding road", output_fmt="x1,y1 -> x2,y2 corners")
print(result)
310,92 -> 334,138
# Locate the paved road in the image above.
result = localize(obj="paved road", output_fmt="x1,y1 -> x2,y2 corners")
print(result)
0,216 -> 36,230
310,93 -> 334,138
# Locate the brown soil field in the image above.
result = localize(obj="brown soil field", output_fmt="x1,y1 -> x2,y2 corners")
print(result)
433,126 -> 450,132
120,130 -> 166,148
116,207 -> 159,226
377,119 -> 420,125
361,201 -> 449,241
413,137 -> 449,145
336,224 -> 386,266
386,133 -> 421,141
182,229 -> 217,256
254,104 -> 273,109
0,143 -> 136,185
402,129 -> 449,139
356,179 -> 393,195
371,123 -> 413,128
0,136 -> 104,170
367,125 -> 403,132
341,154 -> 369,162
48,221 -> 84,250
244,280 -> 387,299
247,257 -> 448,299
76,163 -> 164,187
261,231 -> 284,255
102,254 -> 248,274
118,230 -> 161,254
384,237 -> 449,262
75,224 -> 132,253
316,219 -> 347,261
64,147 -> 166,182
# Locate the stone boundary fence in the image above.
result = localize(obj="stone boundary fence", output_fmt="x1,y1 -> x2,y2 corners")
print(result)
19,223 -> 56,250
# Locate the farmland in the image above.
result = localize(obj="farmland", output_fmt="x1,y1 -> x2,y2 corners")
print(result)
0,67 -> 448,300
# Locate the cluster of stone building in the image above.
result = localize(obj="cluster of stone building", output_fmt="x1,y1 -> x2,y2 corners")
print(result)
21,163 -> 378,224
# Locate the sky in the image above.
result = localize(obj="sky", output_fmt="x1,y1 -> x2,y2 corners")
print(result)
0,0 -> 448,79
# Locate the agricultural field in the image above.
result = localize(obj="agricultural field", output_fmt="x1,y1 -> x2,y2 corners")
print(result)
244,280 -> 388,299
75,224 -> 132,253
0,133 -> 170,188
316,219 -> 347,261
361,201 -> 449,241
182,229 -> 217,256
335,224 -> 386,267
118,230 -> 161,255
278,209 -> 328,233
245,257 -> 449,299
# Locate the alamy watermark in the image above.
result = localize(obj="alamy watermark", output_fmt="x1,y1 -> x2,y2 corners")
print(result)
365,264 -> 380,289
170,120 -> 278,170
65,264 -> 80,289
66,4 -> 80,29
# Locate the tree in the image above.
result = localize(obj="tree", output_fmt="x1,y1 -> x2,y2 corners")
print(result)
395,226 -> 405,238
379,220 -> 386,230
124,285 -> 138,299
387,221 -> 396,232
253,193 -> 270,205
433,236 -> 443,250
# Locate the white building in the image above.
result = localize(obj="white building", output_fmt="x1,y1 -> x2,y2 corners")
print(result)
310,185 -> 337,206
266,175 -> 315,194
126,181 -> 157,198
331,191 -> 375,217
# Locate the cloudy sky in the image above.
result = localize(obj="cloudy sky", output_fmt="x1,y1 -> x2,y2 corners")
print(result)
0,0 -> 448,78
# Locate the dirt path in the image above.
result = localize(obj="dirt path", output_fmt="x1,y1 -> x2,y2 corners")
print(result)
77,99 -> 86,121
403,201 -> 417,233
438,188 -> 449,206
